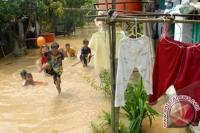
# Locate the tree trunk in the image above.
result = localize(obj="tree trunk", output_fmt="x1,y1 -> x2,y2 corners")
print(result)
10,31 -> 26,57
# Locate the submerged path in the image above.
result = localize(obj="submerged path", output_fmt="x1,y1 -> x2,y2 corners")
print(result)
0,35 -> 110,133
0,27 -> 188,133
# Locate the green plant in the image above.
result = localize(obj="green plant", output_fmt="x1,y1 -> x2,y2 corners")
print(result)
98,70 -> 112,97
88,72 -> 158,133
123,78 -> 159,133
90,122 -> 105,133
102,111 -> 112,126
90,111 -> 128,133
85,70 -> 111,98
119,120 -> 129,133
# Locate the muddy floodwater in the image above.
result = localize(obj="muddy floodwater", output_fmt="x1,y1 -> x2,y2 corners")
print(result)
0,26 -> 188,133
0,26 -> 109,133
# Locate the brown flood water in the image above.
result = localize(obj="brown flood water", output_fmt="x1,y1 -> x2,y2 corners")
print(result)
0,26 -> 109,133
0,26 -> 188,133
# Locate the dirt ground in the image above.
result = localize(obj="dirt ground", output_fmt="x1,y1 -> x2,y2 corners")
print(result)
0,26 -> 189,133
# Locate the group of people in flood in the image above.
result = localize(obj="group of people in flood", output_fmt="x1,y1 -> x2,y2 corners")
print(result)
20,39 -> 92,94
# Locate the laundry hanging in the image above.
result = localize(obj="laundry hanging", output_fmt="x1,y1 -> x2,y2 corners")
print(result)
150,37 -> 185,103
149,36 -> 200,125
89,30 -> 125,73
164,4 -> 197,43
115,35 -> 154,107
192,24 -> 200,43
149,37 -> 200,104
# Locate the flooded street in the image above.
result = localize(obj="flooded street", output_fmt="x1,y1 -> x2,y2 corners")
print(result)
0,26 -> 188,133
0,26 -> 110,133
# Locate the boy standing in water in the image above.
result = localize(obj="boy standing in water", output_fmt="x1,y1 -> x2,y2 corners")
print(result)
80,39 -> 92,67
41,45 -> 50,65
65,43 -> 76,57
40,42 -> 64,94
36,45 -> 50,73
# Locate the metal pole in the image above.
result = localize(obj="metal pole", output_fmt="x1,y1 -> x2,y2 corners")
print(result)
96,17 -> 200,24
110,0 -> 119,133
105,0 -> 119,132
87,13 -> 200,18
103,2 -> 116,132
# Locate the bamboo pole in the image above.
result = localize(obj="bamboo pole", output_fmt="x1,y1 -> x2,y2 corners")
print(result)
64,8 -> 106,11
103,0 -> 120,132
117,13 -> 200,17
94,1 -> 156,6
110,3 -> 119,133
86,13 -> 200,18
96,17 -> 200,23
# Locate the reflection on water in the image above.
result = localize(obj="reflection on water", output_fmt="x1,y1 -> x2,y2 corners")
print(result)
0,26 -> 110,133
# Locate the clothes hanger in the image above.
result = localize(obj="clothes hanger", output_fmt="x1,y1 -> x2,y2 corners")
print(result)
134,18 -> 138,38
134,18 -> 143,38
128,18 -> 143,38
129,22 -> 137,38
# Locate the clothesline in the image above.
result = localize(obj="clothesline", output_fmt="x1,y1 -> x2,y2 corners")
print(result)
96,16 -> 200,24
94,1 -> 156,6
100,0 -> 200,133
117,13 -> 200,17
87,12 -> 200,17
63,8 -> 105,11
63,7 -> 200,18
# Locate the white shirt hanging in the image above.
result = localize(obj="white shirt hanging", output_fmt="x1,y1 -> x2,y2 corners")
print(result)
89,30 -> 125,73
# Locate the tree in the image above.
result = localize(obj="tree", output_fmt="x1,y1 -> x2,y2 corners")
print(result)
0,0 -> 97,56
0,0 -> 65,56
0,0 -> 22,32
81,0 -> 98,9
0,0 -> 65,32
53,0 -> 98,35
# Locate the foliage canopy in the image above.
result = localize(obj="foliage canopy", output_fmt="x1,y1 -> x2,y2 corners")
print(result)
0,0 -> 97,32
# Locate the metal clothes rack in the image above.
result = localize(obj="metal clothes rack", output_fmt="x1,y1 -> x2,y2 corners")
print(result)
87,13 -> 200,18
93,1 -> 200,133
96,16 -> 200,23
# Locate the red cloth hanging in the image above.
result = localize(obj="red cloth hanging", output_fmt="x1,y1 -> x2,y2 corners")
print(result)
149,37 -> 189,103
149,37 -> 200,125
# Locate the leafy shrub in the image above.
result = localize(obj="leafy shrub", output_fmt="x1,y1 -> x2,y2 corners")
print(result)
88,72 -> 159,133
99,70 -> 112,97
102,111 -> 112,126
90,122 -> 106,133
90,111 -> 128,133
123,78 -> 159,133
86,70 -> 111,98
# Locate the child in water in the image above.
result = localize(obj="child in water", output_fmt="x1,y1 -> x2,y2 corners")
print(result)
39,42 -> 64,94
80,39 -> 92,67
20,70 -> 28,81
65,43 -> 76,57
20,70 -> 47,86
41,45 -> 50,65
36,45 -> 50,74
